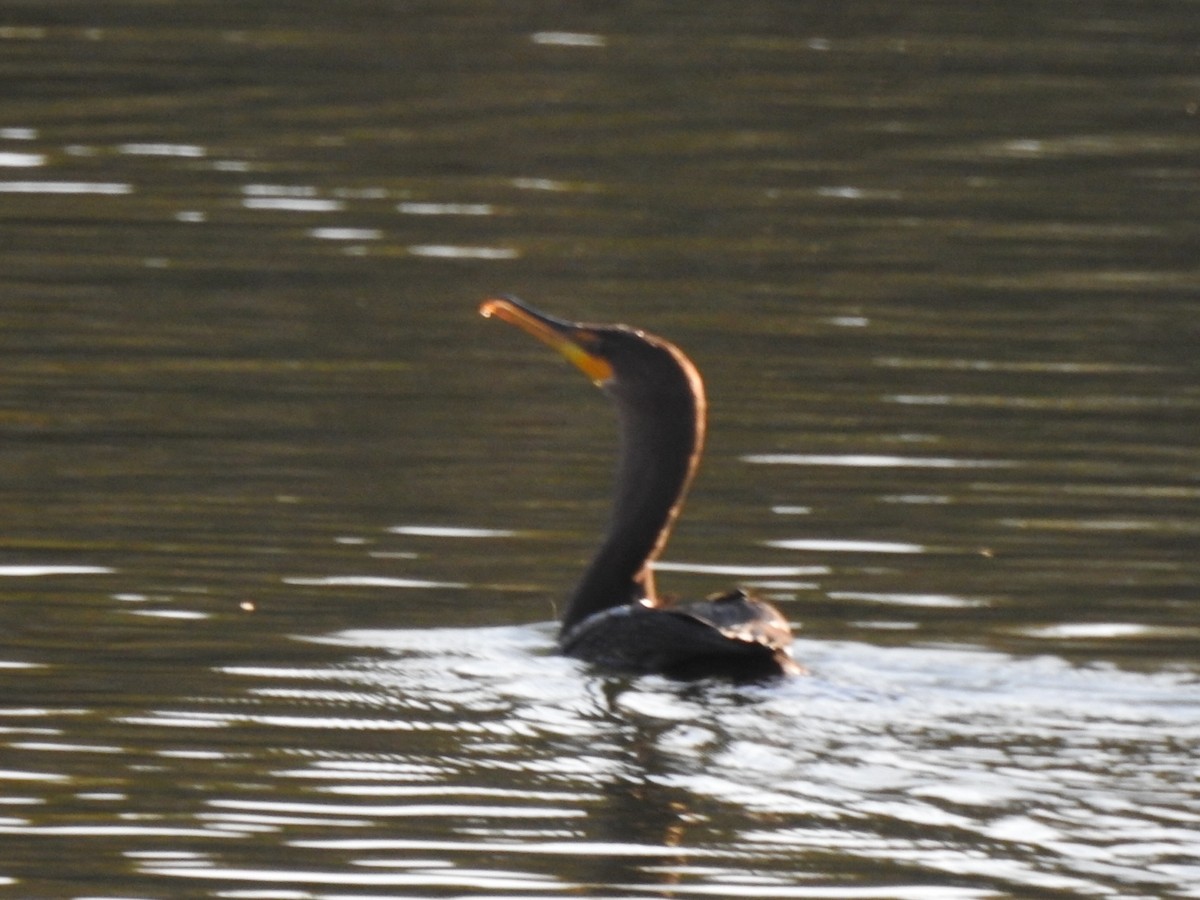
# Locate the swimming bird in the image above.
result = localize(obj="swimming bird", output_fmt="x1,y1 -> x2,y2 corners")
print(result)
481,296 -> 801,680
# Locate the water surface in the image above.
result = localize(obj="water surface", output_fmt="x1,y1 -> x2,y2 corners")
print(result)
2,2 -> 1198,898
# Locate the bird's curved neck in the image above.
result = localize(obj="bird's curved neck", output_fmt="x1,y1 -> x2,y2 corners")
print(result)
560,363 -> 706,632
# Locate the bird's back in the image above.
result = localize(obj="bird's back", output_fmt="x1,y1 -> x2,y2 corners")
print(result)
559,590 -> 801,680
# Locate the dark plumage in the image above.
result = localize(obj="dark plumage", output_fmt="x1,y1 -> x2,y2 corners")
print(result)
481,295 -> 801,679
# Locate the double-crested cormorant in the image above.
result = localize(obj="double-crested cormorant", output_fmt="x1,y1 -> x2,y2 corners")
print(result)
481,295 -> 801,680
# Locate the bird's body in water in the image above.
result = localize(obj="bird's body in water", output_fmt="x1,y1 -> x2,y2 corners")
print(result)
481,296 -> 801,680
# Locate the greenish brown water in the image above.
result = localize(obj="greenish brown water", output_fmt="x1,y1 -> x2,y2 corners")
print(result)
2,2 -> 1198,898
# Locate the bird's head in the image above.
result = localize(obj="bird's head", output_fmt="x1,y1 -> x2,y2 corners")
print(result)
480,295 -> 703,413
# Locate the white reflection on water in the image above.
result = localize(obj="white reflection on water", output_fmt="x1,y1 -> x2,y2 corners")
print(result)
211,797 -> 586,820
0,181 -> 132,194
744,454 -> 1013,469
8,617 -> 1192,898
0,152 -> 44,166
1019,622 -> 1200,641
888,393 -> 1198,411
406,244 -> 519,259
767,538 -> 926,554
654,561 -> 830,577
283,575 -> 468,589
827,591 -> 987,608
511,176 -> 574,191
397,201 -> 495,215
874,356 -> 1166,374
309,227 -> 382,240
1002,516 -> 1196,533
141,861 -> 573,889
0,768 -> 68,782
123,609 -> 211,620
0,824 -> 233,838
241,196 -> 344,212
530,31 -> 607,47
390,525 -> 519,538
117,143 -> 205,157
0,565 -> 114,577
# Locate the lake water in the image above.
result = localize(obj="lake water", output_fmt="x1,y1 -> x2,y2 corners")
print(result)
2,2 -> 1198,898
